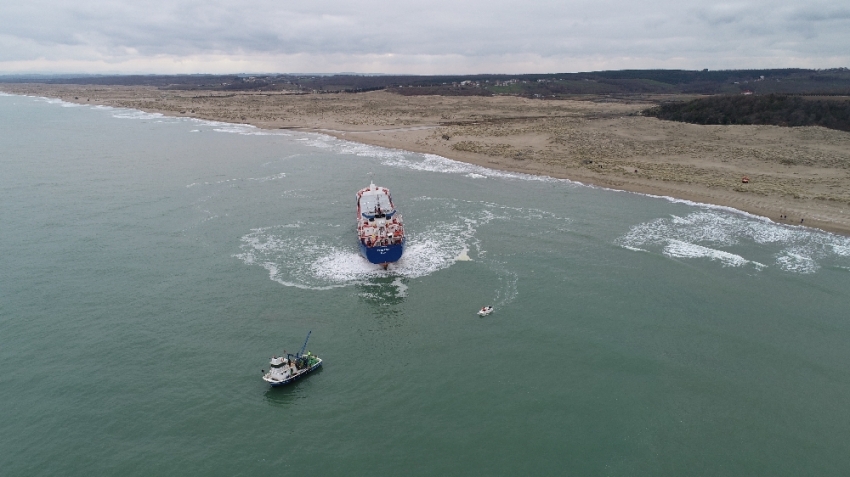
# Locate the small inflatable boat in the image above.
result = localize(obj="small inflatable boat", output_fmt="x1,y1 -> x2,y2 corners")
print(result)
477,306 -> 494,316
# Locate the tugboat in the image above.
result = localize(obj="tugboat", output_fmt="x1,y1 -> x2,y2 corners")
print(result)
357,181 -> 405,269
262,331 -> 322,387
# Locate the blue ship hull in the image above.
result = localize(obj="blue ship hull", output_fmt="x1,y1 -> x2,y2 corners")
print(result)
360,239 -> 405,265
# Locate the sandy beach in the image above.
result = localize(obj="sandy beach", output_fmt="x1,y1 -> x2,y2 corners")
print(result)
5,83 -> 850,235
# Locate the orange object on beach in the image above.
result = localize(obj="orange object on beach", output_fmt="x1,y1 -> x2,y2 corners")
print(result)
742,176 -> 750,183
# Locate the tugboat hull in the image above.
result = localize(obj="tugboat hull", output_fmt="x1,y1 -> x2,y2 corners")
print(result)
265,359 -> 323,387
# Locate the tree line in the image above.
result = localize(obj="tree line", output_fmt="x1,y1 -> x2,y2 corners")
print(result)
644,94 -> 850,132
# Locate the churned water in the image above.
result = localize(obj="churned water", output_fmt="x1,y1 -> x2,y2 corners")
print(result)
2,93 -> 850,475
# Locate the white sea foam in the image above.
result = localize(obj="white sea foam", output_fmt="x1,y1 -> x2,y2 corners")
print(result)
112,110 -> 165,120
185,172 -> 285,188
27,96 -> 81,107
391,278 -> 409,298
384,152 -> 565,182
249,172 -> 287,182
832,243 -> 850,257
663,239 -> 765,268
5,96 -> 572,185
234,199 -> 567,296
233,219 -> 472,293
205,121 -> 291,136
281,189 -> 310,199
289,132 -> 577,184
776,250 -> 819,274
617,210 -> 850,273
101,107 -> 296,136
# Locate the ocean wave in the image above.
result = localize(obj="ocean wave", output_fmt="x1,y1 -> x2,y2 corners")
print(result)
292,132 -> 577,184
96,106 -> 296,137
388,153 -> 566,183
28,96 -> 82,107
617,210 -> 850,273
112,110 -> 164,120
185,172 -> 286,188
246,172 -> 287,182
212,124 -> 289,136
775,250 -> 819,274
663,239 -> 765,269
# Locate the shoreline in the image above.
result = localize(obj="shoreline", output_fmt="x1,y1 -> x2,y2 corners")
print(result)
3,84 -> 850,236
287,126 -> 850,236
307,127 -> 846,235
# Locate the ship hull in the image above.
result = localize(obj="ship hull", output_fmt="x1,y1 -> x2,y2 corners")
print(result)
265,360 -> 323,387
359,239 -> 405,265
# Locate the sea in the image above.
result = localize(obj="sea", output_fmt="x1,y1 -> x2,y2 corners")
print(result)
2,93 -> 850,476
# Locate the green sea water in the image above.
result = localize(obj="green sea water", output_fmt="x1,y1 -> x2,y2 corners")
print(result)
2,93 -> 850,475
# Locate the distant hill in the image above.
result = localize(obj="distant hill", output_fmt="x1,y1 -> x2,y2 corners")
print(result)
644,94 -> 850,132
3,68 -> 850,97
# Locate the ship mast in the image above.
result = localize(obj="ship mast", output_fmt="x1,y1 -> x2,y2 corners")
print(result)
297,330 -> 311,358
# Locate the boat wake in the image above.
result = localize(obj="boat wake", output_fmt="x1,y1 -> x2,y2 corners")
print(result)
490,265 -> 519,308
234,199 -> 570,297
233,217 -> 477,294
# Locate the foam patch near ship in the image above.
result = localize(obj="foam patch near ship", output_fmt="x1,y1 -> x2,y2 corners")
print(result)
234,199 -> 570,296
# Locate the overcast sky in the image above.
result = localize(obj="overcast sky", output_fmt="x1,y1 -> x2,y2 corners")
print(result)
1,0 -> 848,74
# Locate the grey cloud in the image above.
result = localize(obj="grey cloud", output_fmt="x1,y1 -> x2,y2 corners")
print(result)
1,0 -> 847,71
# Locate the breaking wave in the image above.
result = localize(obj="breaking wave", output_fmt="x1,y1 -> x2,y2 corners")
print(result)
616,210 -> 850,273
296,133 -> 576,183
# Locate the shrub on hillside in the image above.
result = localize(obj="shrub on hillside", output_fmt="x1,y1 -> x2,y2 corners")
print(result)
644,94 -> 850,132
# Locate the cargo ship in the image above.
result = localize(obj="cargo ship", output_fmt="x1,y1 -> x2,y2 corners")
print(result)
356,182 -> 405,269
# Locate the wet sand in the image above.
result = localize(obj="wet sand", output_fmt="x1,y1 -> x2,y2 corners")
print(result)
5,83 -> 850,235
